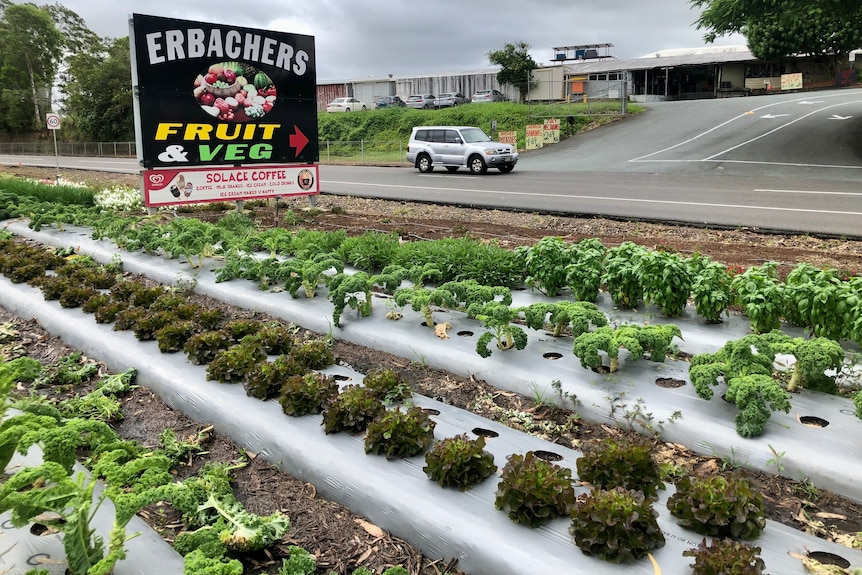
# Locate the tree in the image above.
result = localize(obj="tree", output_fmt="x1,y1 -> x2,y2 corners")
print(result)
0,2 -> 63,131
60,36 -> 134,141
487,41 -> 538,103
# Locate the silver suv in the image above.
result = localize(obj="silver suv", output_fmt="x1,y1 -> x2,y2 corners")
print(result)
406,126 -> 518,174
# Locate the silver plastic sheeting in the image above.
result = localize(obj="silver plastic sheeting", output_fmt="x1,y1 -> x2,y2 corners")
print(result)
2,276 -> 861,575
4,221 -> 862,506
0,446 -> 184,574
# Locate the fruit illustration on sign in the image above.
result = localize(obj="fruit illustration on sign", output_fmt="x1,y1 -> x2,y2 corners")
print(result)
194,61 -> 276,122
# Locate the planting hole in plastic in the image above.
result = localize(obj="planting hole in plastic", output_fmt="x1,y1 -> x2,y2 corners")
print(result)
806,551 -> 850,568
533,450 -> 564,462
332,374 -> 351,381
457,330 -> 474,337
422,408 -> 441,416
798,415 -> 829,428
543,352 -> 563,360
30,523 -> 51,536
655,377 -> 686,388
472,427 -> 499,438
840,409 -> 856,416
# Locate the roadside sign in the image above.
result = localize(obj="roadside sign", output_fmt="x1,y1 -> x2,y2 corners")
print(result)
525,124 -> 544,150
543,118 -> 560,144
46,113 -> 61,130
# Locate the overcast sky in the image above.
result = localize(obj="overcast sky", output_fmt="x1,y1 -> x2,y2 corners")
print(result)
50,0 -> 746,81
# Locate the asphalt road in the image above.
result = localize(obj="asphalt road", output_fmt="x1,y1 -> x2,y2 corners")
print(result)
3,87 -> 862,237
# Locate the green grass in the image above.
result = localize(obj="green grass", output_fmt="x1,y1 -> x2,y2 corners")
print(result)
317,101 -> 642,155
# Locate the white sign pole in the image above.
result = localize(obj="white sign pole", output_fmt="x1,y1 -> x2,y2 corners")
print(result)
46,113 -> 61,183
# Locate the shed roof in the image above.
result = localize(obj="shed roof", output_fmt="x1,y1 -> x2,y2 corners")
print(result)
555,45 -> 757,74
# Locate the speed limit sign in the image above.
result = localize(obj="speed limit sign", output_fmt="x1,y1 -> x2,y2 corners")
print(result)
46,113 -> 61,130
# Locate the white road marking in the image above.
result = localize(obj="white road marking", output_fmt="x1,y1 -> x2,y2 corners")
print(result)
324,181 -> 862,216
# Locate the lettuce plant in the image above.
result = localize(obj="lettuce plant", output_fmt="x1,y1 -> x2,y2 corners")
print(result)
364,406 -> 436,458
362,368 -> 412,403
667,473 -> 766,539
245,355 -> 305,400
683,538 -> 766,575
155,320 -> 198,353
570,487 -> 665,562
206,342 -> 267,383
423,434 -> 496,491
575,437 -> 664,497
494,451 -> 575,527
289,338 -> 335,370
322,384 -> 385,434
279,372 -> 339,416
184,330 -> 234,365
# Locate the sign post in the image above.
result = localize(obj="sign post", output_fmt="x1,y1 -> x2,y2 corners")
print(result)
46,113 -> 61,183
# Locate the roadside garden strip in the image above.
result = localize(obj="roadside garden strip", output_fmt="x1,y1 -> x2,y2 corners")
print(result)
2,253 -> 861,575
5,219 -> 862,502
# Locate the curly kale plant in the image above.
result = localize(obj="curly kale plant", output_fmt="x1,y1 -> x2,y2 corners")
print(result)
575,437 -> 664,497
327,270 -> 375,326
364,406 -> 437,458
280,252 -> 345,298
424,434 -> 496,491
689,333 -> 792,437
494,451 -> 575,527
667,474 -> 766,539
279,372 -> 339,416
572,324 -> 681,372
684,538 -> 766,575
521,300 -> 607,338
197,492 -> 290,553
393,284 -> 457,328
322,384 -> 385,434
362,368 -> 412,403
570,487 -> 665,562
775,336 -> 845,394
470,301 -> 528,358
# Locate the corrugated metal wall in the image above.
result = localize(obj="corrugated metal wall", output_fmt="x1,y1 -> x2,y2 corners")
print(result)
317,84 -> 348,111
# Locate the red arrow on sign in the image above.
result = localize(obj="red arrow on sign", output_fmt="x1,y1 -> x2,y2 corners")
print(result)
289,126 -> 309,156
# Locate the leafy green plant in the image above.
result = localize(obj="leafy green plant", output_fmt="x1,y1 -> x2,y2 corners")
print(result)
572,324 -> 681,372
289,338 -> 335,370
636,248 -> 693,316
61,368 -> 137,422
245,355 -> 305,400
362,368 -> 412,403
776,336 -> 846,393
336,230 -> 401,271
364,405 -> 437,458
280,252 -> 345,298
515,236 -> 576,296
569,487 -> 665,562
520,300 -> 607,337
184,330 -> 234,365
155,320 -> 198,353
423,434 -> 496,490
691,258 -> 734,323
279,372 -> 339,416
855,389 -> 862,419
494,451 -> 575,527
327,270 -> 375,326
689,333 -> 792,437
195,491 -> 290,552
0,462 -> 139,575
278,545 -> 317,575
322,384 -> 385,434
33,351 -> 99,388
731,262 -> 785,333
683,538 -> 766,575
206,342 -> 267,383
765,444 -> 786,477
393,284 -> 457,327
666,473 -> 766,539
575,437 -> 664,497
470,301 -> 528,357
602,241 -> 647,308
564,238 -> 607,302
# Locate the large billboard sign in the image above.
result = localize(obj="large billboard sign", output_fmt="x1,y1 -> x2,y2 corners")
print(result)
129,13 -> 319,169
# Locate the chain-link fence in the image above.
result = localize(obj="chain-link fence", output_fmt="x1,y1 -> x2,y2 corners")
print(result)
0,140 -> 407,166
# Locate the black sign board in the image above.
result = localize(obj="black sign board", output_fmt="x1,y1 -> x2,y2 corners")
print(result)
130,13 -> 318,168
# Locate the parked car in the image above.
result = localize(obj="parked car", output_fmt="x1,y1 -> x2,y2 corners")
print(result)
374,95 -> 406,109
326,97 -> 368,112
470,89 -> 505,103
405,125 -> 518,174
406,94 -> 436,109
435,92 -> 467,108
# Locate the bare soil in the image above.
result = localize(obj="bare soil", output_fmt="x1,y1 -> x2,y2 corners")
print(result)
2,164 -> 862,573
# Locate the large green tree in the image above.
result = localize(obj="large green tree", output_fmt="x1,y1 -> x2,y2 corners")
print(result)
0,1 -> 63,133
690,0 -> 862,73
488,41 -> 538,103
60,36 -> 133,141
